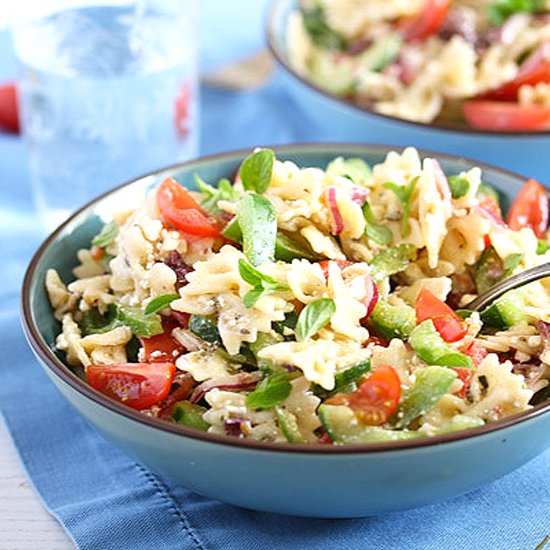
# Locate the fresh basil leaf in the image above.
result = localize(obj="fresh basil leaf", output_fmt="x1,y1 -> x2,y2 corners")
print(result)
369,244 -> 417,282
239,259 -> 288,308
326,157 -> 371,185
117,305 -> 164,338
240,149 -> 275,194
537,240 -> 550,254
503,253 -> 523,276
456,309 -> 474,319
236,193 -> 277,266
80,304 -> 119,336
487,0 -> 543,25
302,5 -> 348,51
189,315 -> 221,344
275,232 -> 321,261
91,220 -> 118,248
448,175 -> 470,199
362,202 -> 393,246
144,294 -> 180,316
196,175 -> 239,215
246,372 -> 292,410
243,288 -> 265,308
383,176 -> 418,237
295,298 -> 336,341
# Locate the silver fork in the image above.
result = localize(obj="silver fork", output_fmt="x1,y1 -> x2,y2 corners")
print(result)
465,262 -> 550,311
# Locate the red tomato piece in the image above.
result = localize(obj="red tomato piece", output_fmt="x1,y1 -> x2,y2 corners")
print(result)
140,320 -> 185,363
463,101 -> 550,131
0,83 -> 20,133
481,42 -> 550,101
400,0 -> 451,42
157,177 -> 222,238
462,341 -> 488,368
506,178 -> 549,238
326,365 -> 402,426
86,362 -> 176,410
452,368 -> 476,399
415,287 -> 467,343
174,82 -> 191,138
318,259 -> 352,280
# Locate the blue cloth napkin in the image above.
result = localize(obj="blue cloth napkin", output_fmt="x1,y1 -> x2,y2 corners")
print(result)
1,3 -> 549,549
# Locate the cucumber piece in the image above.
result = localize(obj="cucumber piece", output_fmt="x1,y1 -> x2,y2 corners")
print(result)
189,315 -> 221,344
480,289 -> 526,329
249,332 -> 284,373
435,415 -> 484,435
391,366 -> 457,429
319,405 -> 419,444
360,36 -> 403,72
275,407 -> 307,443
369,299 -> 417,340
223,217 -> 242,242
172,401 -> 210,431
408,321 -> 473,369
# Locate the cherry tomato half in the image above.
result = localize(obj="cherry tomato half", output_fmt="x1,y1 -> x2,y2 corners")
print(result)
399,0 -> 451,42
0,83 -> 20,134
481,42 -> 550,101
86,362 -> 176,410
506,178 -> 549,238
140,319 -> 185,363
157,177 -> 222,238
463,101 -> 550,131
326,365 -> 402,426
415,287 -> 467,343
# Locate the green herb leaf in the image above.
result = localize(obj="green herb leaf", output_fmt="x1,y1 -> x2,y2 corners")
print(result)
369,244 -> 417,282
144,294 -> 180,316
80,304 -> 119,336
455,309 -> 474,319
302,5 -> 348,51
236,193 -> 277,266
487,0 -> 543,25
448,175 -> 470,199
240,149 -> 275,194
503,253 -> 523,276
537,240 -> 550,254
91,220 -> 118,248
383,176 -> 418,237
275,232 -> 321,261
189,315 -> 221,344
326,157 -> 371,185
295,298 -> 336,341
116,305 -> 164,338
238,258 -> 288,308
362,202 -> 393,245
246,372 -> 292,410
196,175 -> 240,215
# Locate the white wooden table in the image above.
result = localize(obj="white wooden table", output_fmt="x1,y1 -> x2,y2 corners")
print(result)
0,415 -> 74,550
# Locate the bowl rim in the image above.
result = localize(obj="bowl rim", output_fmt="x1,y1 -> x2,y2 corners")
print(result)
264,0 -> 550,138
21,142 -> 550,455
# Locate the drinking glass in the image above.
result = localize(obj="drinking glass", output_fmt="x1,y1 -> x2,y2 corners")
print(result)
12,0 -> 199,231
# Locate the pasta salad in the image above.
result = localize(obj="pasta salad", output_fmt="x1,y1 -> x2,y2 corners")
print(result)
46,148 -> 550,444
286,0 -> 550,131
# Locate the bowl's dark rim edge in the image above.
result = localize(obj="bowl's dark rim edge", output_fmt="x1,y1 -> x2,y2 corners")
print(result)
264,0 -> 550,138
21,142 -> 550,455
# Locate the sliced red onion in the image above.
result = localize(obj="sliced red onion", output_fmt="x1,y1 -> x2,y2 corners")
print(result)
536,319 -> 550,342
224,417 -> 251,437
350,186 -> 369,206
394,47 -> 425,84
474,204 -> 508,228
361,274 -> 379,324
164,250 -> 193,287
438,6 -> 478,44
326,187 -> 344,235
190,372 -> 262,404
428,158 -> 451,201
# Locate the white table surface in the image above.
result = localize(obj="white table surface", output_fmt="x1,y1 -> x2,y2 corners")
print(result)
0,415 -> 74,550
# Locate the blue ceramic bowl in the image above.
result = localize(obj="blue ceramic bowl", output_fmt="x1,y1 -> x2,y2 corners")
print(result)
22,144 -> 550,518
266,0 -> 550,186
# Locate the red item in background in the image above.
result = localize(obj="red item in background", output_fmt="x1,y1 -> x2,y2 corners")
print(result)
463,101 -> 550,131
0,83 -> 20,134
506,178 -> 549,238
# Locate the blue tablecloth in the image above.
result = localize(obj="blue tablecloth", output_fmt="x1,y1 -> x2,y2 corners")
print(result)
0,2 -> 548,549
